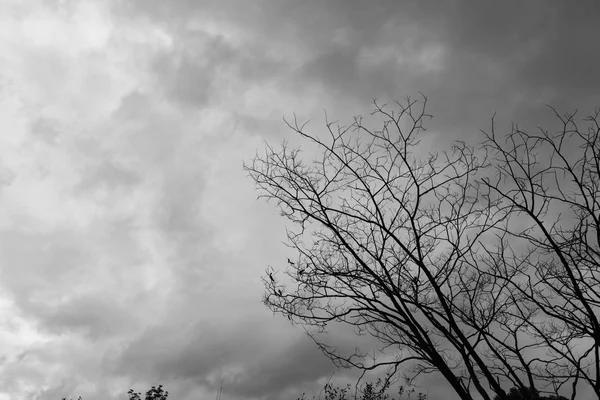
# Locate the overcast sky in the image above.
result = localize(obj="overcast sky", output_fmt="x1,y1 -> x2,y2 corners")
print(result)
0,1 -> 599,399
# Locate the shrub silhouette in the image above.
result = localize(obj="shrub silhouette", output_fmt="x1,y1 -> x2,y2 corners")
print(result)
296,378 -> 426,400
493,387 -> 567,400
127,385 -> 169,400
61,385 -> 168,400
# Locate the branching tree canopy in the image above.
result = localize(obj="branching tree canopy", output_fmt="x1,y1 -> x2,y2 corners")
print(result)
244,96 -> 600,400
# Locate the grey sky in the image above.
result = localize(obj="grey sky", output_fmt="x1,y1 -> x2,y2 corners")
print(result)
0,1 -> 598,399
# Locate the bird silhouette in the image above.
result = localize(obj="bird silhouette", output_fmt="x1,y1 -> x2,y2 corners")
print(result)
278,289 -> 283,296
269,272 -> 275,282
298,269 -> 305,275
287,258 -> 295,266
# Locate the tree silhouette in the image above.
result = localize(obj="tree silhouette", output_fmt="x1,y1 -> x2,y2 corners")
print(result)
128,385 -> 169,400
61,385 -> 168,400
245,95 -> 600,400
493,387 -> 568,400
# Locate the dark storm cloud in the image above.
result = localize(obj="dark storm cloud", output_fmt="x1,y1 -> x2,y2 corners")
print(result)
425,0 -> 600,99
117,0 -> 600,144
227,337 -> 334,399
293,0 -> 599,135
396,0 -> 600,131
308,0 -> 599,145
112,317 -> 331,398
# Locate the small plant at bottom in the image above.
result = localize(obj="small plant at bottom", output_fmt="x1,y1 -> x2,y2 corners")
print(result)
128,385 -> 169,400
296,379 -> 426,400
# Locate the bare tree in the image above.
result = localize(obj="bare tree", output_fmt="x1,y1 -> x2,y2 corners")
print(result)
480,107 -> 600,400
244,96 -> 600,400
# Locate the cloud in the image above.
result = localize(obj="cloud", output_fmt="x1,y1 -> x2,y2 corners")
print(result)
149,32 -> 231,108
110,316 -> 332,399
0,1 -> 597,399
228,336 -> 334,399
76,160 -> 142,192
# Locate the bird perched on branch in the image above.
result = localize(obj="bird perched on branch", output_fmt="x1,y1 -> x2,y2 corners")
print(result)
287,258 -> 295,266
